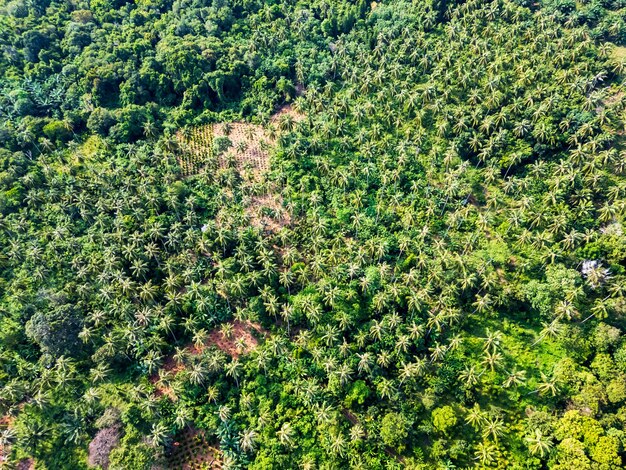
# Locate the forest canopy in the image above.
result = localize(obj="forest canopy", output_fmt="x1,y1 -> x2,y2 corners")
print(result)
2,0 -> 626,468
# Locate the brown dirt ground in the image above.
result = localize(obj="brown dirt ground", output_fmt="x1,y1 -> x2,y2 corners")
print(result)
213,122 -> 270,175
270,104 -> 305,125
205,320 -> 266,359
150,357 -> 185,401
0,416 -> 11,427
167,427 -> 221,470
151,321 -> 267,398
177,105 -> 303,232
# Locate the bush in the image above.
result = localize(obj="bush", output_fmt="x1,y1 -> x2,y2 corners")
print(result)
432,406 -> 458,435
42,120 -> 71,143
87,108 -> 116,136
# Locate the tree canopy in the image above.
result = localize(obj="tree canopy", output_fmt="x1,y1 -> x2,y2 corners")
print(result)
1,0 -> 626,468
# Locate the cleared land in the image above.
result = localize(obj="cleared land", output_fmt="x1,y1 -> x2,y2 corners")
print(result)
176,105 -> 302,233
166,428 -> 221,470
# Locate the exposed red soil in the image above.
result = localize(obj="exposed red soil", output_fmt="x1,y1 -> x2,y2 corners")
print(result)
204,320 -> 264,359
167,427 -> 221,470
270,104 -> 305,125
151,320 -> 268,398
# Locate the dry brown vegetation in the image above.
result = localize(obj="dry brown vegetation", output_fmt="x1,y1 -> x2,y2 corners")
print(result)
16,459 -> 34,470
88,426 -> 121,469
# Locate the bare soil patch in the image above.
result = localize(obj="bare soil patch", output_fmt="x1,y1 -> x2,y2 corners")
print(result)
151,320 -> 268,398
175,125 -> 213,177
167,427 -> 221,470
150,358 -> 183,401
176,106 -> 304,232
270,104 -> 305,126
213,122 -> 270,175
205,320 -> 265,359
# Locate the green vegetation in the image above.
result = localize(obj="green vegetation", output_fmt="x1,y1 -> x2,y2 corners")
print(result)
2,0 -> 626,468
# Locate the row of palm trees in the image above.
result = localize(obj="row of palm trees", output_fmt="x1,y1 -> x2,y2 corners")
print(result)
2,0 -> 626,467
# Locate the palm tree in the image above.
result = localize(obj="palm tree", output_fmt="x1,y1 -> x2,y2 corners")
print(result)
460,365 -> 479,388
465,403 -> 485,430
218,404 -> 231,422
482,350 -> 503,372
483,329 -> 503,352
329,432 -> 347,457
277,422 -> 294,447
206,385 -> 219,404
239,429 -> 257,452
536,373 -> 559,397
149,422 -> 170,448
225,359 -> 242,387
408,321 -> 425,340
192,328 -> 208,349
474,441 -> 498,466
18,420 -> 50,455
429,342 -> 447,362
188,363 -> 207,386
174,407 -> 192,430
377,350 -> 392,368
525,429 -> 553,458
319,324 -> 339,347
336,363 -> 353,386
532,320 -> 562,346
323,286 -> 341,307
357,352 -> 373,375
0,428 -> 16,455
482,417 -> 505,443
143,120 -> 157,139
503,370 -> 526,388
142,350 -> 162,375
377,378 -> 397,400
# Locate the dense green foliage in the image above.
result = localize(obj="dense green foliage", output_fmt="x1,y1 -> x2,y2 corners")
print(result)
2,0 -> 626,468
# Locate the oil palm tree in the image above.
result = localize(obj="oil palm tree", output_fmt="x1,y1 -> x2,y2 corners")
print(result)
277,422 -> 294,447
525,429 -> 553,458
474,441 -> 498,466
239,429 -> 257,453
